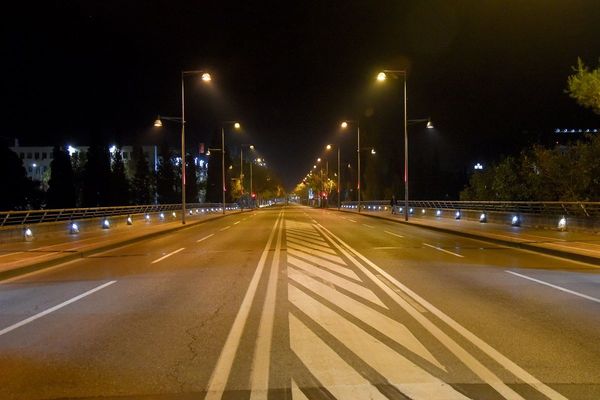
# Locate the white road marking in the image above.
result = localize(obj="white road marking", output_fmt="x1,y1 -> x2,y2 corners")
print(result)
423,243 -> 464,258
0,251 -> 25,259
196,234 -> 215,243
151,247 -> 185,264
316,223 -> 568,400
362,224 -> 375,228
373,247 -> 402,250
291,378 -> 310,400
347,218 -> 357,223
289,313 -> 390,400
287,254 -> 359,280
506,270 -> 600,304
219,226 -> 231,231
249,213 -> 284,399
234,221 -> 241,225
384,230 -> 404,238
289,284 -> 468,399
0,281 -> 116,337
288,263 -> 387,309
205,212 -> 283,400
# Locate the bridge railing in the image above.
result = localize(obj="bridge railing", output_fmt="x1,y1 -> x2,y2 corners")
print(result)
341,200 -> 600,218
0,203 -> 239,227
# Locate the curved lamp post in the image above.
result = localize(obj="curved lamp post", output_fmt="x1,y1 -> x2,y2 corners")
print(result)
154,70 -> 211,224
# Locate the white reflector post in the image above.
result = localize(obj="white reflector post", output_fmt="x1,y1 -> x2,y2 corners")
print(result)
24,227 -> 33,240
558,216 -> 567,231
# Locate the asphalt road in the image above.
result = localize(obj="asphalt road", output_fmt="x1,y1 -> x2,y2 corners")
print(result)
1,205 -> 599,399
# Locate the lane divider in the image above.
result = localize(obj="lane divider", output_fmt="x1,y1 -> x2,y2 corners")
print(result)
205,211 -> 283,399
315,222 -> 567,400
0,280 -> 117,337
362,224 -> 375,228
197,234 -> 215,243
151,247 -> 185,264
384,230 -> 404,238
220,226 -> 231,232
423,243 -> 464,258
506,270 -> 600,304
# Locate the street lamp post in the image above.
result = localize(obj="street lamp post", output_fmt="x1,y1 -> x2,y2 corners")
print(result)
240,144 -> 254,206
377,70 -> 408,221
326,144 -> 341,209
221,121 -> 241,214
377,70 -> 433,221
154,70 -> 211,225
340,120 -> 361,211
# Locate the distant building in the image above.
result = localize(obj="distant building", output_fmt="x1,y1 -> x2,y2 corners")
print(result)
9,140 -> 208,193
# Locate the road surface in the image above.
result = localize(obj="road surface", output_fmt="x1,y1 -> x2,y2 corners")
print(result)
1,205 -> 599,399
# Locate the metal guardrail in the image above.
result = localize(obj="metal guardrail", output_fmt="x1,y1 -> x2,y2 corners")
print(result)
0,203 -> 239,227
341,200 -> 600,218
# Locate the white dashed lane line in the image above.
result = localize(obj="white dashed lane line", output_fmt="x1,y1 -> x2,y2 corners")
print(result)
197,234 -> 215,243
423,243 -> 464,258
151,248 -> 185,264
506,271 -> 600,304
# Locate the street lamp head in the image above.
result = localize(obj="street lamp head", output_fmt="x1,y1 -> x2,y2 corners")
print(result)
313,165 -> 317,169
249,145 -> 255,150
341,121 -> 348,129
153,117 -> 163,127
376,72 -> 387,82
326,144 -> 332,150
371,148 -> 376,155
426,119 -> 434,129
206,150 -> 211,156
317,158 -> 321,162
234,122 -> 241,129
201,72 -> 212,82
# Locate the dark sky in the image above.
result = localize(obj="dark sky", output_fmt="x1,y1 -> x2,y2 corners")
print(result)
3,0 -> 600,190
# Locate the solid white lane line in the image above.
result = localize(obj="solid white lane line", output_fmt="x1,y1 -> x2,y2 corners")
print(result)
362,224 -> 375,228
151,248 -> 185,264
506,271 -> 600,304
196,234 -> 215,243
0,251 -> 25,259
384,230 -> 404,238
219,226 -> 231,231
316,223 -> 568,400
205,212 -> 282,400
249,212 -> 284,399
0,280 -> 116,337
423,243 -> 464,258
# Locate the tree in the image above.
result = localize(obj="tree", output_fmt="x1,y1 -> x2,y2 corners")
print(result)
82,141 -> 111,207
0,143 -> 30,210
46,146 -> 76,209
185,155 -> 199,204
131,145 -> 154,205
109,147 -> 130,205
567,58 -> 600,115
156,142 -> 177,204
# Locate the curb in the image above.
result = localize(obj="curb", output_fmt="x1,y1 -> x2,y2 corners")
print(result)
335,209 -> 600,266
0,211 -> 249,282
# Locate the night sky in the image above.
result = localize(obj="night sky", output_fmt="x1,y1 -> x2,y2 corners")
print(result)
3,1 -> 600,191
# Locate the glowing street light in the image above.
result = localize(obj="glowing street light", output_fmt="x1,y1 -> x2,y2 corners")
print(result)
377,72 -> 387,82
341,120 -> 361,211
220,121 -> 242,214
154,69 -> 211,224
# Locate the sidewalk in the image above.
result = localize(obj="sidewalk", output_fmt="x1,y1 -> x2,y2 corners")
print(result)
338,209 -> 600,266
0,210 -> 244,281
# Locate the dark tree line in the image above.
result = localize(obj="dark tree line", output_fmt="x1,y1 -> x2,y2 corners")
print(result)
461,134 -> 600,202
0,140 -> 206,211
